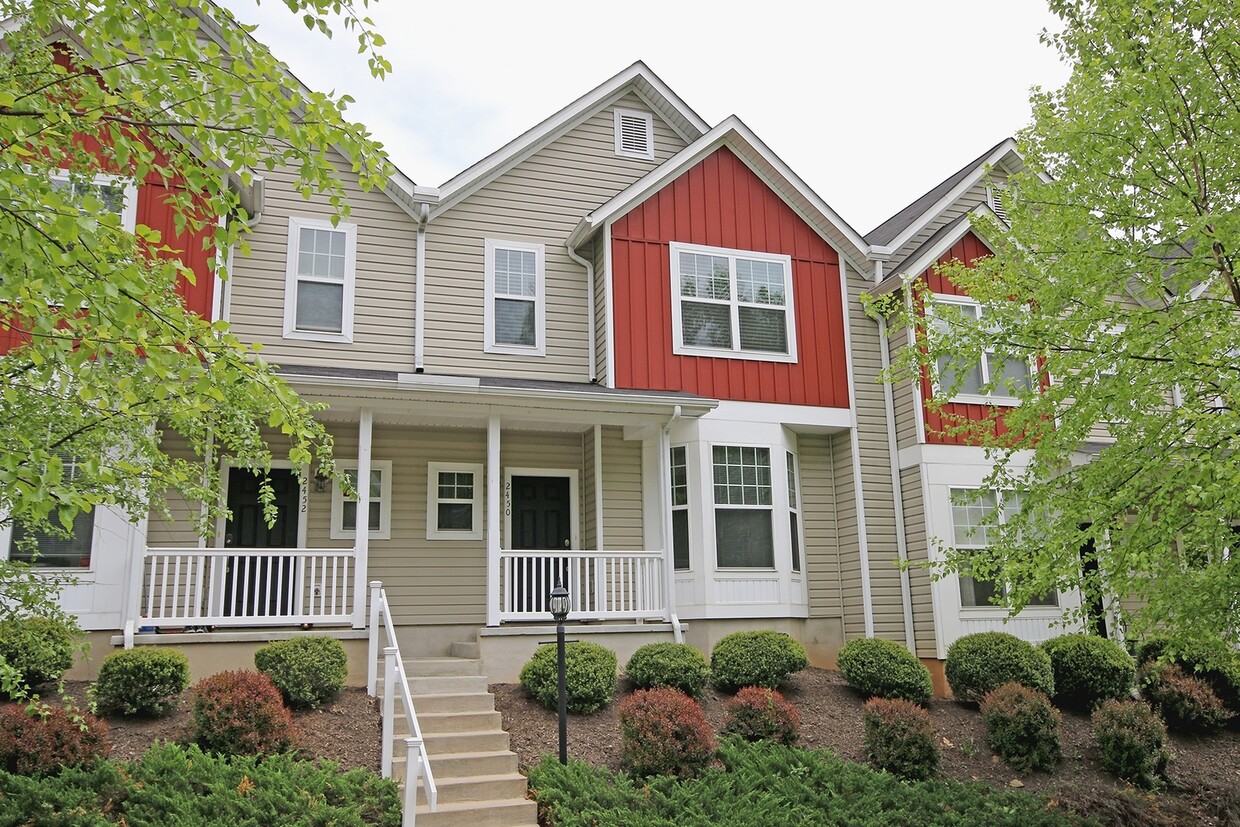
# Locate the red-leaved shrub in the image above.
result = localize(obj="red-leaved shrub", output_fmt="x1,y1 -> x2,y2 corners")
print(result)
722,686 -> 801,745
0,703 -> 110,776
980,682 -> 1062,772
861,697 -> 939,780
1140,662 -> 1230,733
618,687 -> 716,778
190,670 -> 294,755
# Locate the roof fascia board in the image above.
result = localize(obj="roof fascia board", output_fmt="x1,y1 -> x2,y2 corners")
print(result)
874,205 -> 1001,296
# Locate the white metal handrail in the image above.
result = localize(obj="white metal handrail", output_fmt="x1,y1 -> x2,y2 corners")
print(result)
368,582 -> 436,826
498,548 -> 667,621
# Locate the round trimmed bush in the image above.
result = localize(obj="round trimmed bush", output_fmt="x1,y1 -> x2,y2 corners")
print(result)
836,637 -> 933,705
944,632 -> 1054,703
619,687 -> 716,778
624,643 -> 710,697
722,686 -> 800,745
190,670 -> 294,756
94,647 -> 190,717
1139,661 -> 1230,733
1091,699 -> 1171,789
254,636 -> 348,709
861,697 -> 939,781
1041,634 -> 1135,709
0,617 -> 74,689
0,703 -> 110,776
520,641 -> 617,714
980,682 -> 1062,772
710,631 -> 808,693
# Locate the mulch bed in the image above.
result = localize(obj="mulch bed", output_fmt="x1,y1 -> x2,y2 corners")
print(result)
492,668 -> 1240,827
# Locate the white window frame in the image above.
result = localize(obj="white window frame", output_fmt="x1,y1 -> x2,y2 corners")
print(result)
49,170 -> 139,233
928,294 -> 1032,405
614,108 -> 654,160
711,443 -> 776,570
484,238 -> 546,356
282,216 -> 358,343
670,241 -> 797,363
427,462 -> 484,541
786,450 -> 803,574
330,460 -> 392,540
950,487 -> 1058,611
670,445 -> 690,571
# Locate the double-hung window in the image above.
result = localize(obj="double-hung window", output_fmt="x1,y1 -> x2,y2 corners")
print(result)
427,463 -> 483,540
670,446 -> 690,570
671,242 -> 796,362
787,451 -> 802,573
484,239 -> 545,355
713,446 -> 774,568
284,216 -> 357,342
8,456 -> 95,568
929,297 -> 1031,403
331,461 -> 391,540
951,488 -> 1056,608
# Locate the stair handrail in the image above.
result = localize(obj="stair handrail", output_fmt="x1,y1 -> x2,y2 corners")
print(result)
368,581 -> 437,822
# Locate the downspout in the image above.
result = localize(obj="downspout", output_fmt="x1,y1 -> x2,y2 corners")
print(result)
414,202 -> 429,372
660,405 -> 684,642
566,240 -> 597,382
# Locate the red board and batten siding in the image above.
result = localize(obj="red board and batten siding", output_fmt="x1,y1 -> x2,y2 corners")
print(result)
611,147 -> 850,408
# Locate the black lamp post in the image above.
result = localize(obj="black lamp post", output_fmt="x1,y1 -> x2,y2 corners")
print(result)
548,580 -> 571,764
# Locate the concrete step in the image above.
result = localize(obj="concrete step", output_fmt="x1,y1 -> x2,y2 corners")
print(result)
450,641 -> 480,660
413,798 -> 537,827
408,674 -> 490,695
404,657 -> 482,677
410,692 -> 497,714
397,749 -> 519,779
412,772 -> 529,807
424,729 -> 510,755
418,710 -> 503,734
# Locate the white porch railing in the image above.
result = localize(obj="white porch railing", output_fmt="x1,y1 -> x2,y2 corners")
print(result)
367,582 -> 436,827
137,547 -> 356,628
498,549 -> 667,622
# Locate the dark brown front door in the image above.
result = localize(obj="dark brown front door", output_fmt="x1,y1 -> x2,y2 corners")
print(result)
511,475 -> 571,613
223,468 -> 299,618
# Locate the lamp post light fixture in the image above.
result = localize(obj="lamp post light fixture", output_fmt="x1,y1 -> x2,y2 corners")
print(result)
549,580 -> 571,764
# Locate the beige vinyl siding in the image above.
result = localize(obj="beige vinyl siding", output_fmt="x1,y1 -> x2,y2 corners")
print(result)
890,325 -> 922,450
887,175 -> 1003,270
423,92 -> 688,380
593,237 -> 609,384
831,430 -> 865,639
900,466 -> 936,658
801,434 -> 841,618
600,426 -> 643,550
146,428 -> 205,548
583,428 -> 597,549
228,149 -> 418,372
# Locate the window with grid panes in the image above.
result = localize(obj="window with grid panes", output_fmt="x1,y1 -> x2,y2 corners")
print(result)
427,463 -> 483,540
929,299 -> 1032,401
331,461 -> 391,540
670,446 -> 689,570
787,451 -> 802,573
713,446 -> 774,568
284,216 -> 356,339
951,488 -> 1056,607
485,239 -> 544,353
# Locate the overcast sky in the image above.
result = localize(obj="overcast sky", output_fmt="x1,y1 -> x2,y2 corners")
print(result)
221,1 -> 1071,234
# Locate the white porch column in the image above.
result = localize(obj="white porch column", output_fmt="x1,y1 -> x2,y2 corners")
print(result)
352,409 -> 373,629
486,414 -> 501,627
593,425 -> 604,551
657,425 -> 680,632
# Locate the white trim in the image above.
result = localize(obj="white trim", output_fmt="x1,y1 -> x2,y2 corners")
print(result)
502,468 -> 580,551
603,222 -> 617,388
352,410 -> 372,629
49,170 -> 139,233
281,216 -> 357,343
330,459 -> 393,541
838,257 -> 875,636
669,241 -> 797,363
592,425 -> 605,549
484,238 -> 546,356
614,107 -> 655,159
426,462 -> 484,541
486,416 -> 501,627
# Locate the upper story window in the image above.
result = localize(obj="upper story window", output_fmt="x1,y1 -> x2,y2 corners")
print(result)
928,296 -> 1032,404
330,461 -> 392,540
50,171 -> 138,233
614,108 -> 654,159
713,445 -> 774,568
484,238 -> 545,356
283,216 -> 357,343
670,242 -> 797,363
951,488 -> 1057,609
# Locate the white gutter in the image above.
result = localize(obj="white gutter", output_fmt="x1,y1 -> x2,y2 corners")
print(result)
414,201 -> 429,372
660,406 -> 684,642
566,239 -> 597,382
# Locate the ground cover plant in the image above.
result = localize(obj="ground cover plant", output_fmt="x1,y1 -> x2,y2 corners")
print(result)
521,641 -> 617,714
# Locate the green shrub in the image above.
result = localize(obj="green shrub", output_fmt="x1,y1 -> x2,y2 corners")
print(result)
0,617 -> 74,689
944,632 -> 1054,703
980,682 -> 1062,772
710,631 -> 808,693
254,636 -> 348,709
1040,634 -> 1134,709
190,670 -> 294,755
836,637 -> 933,705
520,641 -> 617,714
619,687 -> 716,778
1135,636 -> 1240,714
722,686 -> 800,745
624,642 -> 710,697
861,697 -> 939,781
94,647 -> 190,717
1091,699 -> 1171,790
1139,661 -> 1230,733
0,703 -> 110,776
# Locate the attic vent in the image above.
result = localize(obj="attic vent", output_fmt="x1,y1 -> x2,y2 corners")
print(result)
988,184 -> 1010,223
614,108 -> 654,159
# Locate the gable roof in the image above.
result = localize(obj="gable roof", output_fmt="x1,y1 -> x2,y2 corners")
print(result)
871,203 -> 1003,296
431,61 -> 710,219
566,115 -> 871,275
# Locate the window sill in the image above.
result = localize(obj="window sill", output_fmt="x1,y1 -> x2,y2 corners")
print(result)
485,342 -> 545,357
674,345 -> 797,364
284,329 -> 354,344
947,393 -> 1023,406
959,606 -> 1062,619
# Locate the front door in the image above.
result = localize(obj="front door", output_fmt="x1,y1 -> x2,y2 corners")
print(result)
223,467 -> 299,618
511,475 -> 571,613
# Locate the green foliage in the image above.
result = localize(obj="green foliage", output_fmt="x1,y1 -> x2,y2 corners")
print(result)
861,697 -> 940,781
624,642 -> 710,697
722,686 -> 800,746
980,683 -> 1062,772
837,637 -> 933,705
1091,700 -> 1172,790
883,0 -> 1240,652
945,632 -> 1054,703
254,636 -> 348,709
520,642 -> 617,714
94,647 -> 189,717
0,703 -> 110,776
1041,634 -> 1135,709
1135,636 -> 1240,714
709,631 -> 808,693
190,670 -> 294,756
1139,662 -> 1230,733
618,688 -> 716,779
529,738 -> 1085,827
0,742 -> 400,826
0,616 -> 75,689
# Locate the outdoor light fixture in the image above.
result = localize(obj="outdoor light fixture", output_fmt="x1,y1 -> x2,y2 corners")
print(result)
313,466 -> 330,493
549,580 -> 570,764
